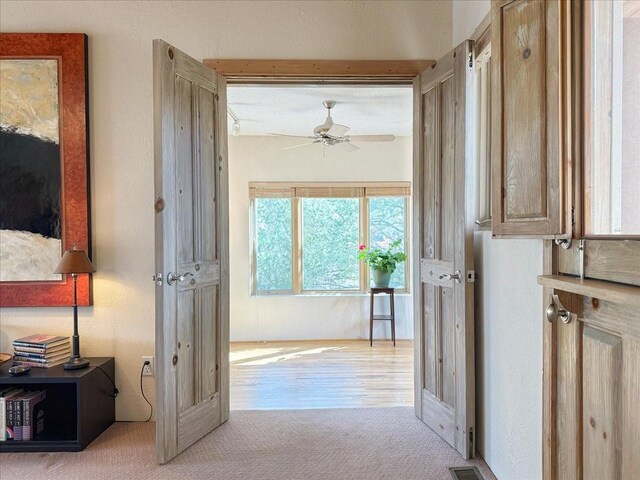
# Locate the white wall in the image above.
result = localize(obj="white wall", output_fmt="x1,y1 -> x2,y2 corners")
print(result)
0,0 -> 451,421
229,135 -> 413,342
454,1 -> 544,479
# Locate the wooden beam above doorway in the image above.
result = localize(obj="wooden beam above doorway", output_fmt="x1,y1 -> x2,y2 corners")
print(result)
202,59 -> 434,83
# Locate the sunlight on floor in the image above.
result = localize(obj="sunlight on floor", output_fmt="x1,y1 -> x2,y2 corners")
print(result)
231,346 -> 346,366
230,340 -> 414,410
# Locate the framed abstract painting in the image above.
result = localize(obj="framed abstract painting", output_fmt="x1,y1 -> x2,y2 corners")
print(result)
0,33 -> 92,307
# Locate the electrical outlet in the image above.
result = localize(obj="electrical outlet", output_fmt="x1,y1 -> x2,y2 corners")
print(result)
142,356 -> 154,376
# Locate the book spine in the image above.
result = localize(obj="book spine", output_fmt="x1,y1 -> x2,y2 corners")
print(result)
13,355 -> 51,363
22,391 -> 45,441
22,397 -> 31,441
14,400 -> 22,441
6,399 -> 14,440
0,397 -> 5,441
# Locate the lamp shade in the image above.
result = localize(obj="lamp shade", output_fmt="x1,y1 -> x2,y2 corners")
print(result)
54,249 -> 96,274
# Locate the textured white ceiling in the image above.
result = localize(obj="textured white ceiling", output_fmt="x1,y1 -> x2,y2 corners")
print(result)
227,85 -> 413,137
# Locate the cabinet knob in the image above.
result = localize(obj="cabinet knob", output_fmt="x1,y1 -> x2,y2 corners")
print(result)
546,296 -> 571,324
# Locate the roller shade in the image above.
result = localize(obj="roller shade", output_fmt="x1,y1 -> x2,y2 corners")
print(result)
249,186 -> 295,198
249,183 -> 410,199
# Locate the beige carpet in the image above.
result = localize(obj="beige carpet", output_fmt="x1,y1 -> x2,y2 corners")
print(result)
0,407 -> 496,480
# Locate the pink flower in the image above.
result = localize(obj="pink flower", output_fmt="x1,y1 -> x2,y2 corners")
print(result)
359,244 -> 366,251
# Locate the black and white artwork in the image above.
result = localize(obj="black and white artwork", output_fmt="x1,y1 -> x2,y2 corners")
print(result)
0,59 -> 62,281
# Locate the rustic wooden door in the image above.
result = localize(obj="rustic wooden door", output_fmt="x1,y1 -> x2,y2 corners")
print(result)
490,0 -> 571,238
412,40 -> 475,459
542,266 -> 640,480
153,39 -> 229,464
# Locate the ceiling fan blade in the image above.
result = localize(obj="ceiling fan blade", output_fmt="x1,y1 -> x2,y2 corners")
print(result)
334,141 -> 359,152
282,142 -> 316,150
268,133 -> 317,139
326,124 -> 350,138
348,134 -> 396,143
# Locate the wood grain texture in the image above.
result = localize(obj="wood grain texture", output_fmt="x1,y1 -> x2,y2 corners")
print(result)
502,0 -> 547,220
154,40 -> 228,464
558,240 -> 640,287
582,326 -> 622,480
556,307 -> 582,480
582,299 -> 640,339
537,275 -> 640,305
414,41 -> 475,459
542,240 -> 557,480
230,341 -> 413,410
202,59 -> 433,79
154,39 -> 179,464
491,0 -> 567,237
621,337 -> 640,478
412,75 -> 424,421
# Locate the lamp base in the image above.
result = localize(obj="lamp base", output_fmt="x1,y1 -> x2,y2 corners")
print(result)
64,356 -> 90,370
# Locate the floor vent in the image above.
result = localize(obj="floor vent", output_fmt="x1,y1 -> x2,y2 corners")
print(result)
449,466 -> 484,480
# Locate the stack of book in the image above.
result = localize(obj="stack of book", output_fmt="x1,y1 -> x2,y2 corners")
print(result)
12,335 -> 70,369
0,388 -> 46,441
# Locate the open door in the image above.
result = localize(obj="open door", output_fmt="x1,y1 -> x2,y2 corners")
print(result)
412,40 -> 475,459
153,40 -> 229,464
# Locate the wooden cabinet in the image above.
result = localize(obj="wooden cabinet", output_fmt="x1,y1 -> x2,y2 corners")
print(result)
490,0 -> 572,237
542,288 -> 640,479
0,357 -> 115,452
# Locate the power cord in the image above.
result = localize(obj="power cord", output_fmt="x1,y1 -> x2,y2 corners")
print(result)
140,361 -> 153,422
92,365 -> 119,398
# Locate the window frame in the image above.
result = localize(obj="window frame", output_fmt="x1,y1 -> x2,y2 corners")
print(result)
249,182 -> 411,296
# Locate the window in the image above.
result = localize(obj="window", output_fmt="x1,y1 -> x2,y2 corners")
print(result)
474,39 -> 492,229
584,1 -> 640,235
250,183 -> 410,295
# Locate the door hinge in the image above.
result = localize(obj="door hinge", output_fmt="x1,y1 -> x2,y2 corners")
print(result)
466,270 -> 477,283
571,206 -> 576,225
152,273 -> 163,286
469,427 -> 474,452
468,52 -> 473,69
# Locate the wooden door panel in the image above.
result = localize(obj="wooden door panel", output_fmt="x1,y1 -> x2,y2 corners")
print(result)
582,326 -> 622,480
548,291 -> 640,480
423,88 -> 437,261
177,289 -> 196,413
441,286 -> 456,408
621,338 -> 640,478
201,285 -> 218,399
440,76 -> 455,263
491,0 -> 567,237
502,0 -> 547,221
176,76 -> 195,264
414,40 -> 474,459
423,284 -> 438,396
154,39 -> 229,464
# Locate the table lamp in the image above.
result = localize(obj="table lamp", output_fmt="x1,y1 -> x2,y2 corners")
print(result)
54,248 -> 95,370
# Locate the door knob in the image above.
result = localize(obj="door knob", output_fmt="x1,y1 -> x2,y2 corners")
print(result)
167,271 -> 193,285
439,270 -> 462,284
546,295 -> 571,324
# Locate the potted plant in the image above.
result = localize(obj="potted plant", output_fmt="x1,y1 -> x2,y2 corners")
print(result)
358,239 -> 407,288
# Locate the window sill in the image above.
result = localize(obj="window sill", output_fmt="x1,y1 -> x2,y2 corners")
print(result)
251,292 -> 412,298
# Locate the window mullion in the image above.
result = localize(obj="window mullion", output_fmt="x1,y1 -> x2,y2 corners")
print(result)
360,197 -> 369,293
292,197 -> 301,294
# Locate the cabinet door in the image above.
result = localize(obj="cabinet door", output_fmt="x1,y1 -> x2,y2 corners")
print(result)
548,292 -> 640,479
491,0 -> 570,237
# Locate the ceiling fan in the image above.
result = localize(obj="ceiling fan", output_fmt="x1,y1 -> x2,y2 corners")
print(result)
268,100 -> 396,152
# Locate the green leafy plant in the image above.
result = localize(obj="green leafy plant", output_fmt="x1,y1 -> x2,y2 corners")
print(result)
358,239 -> 407,273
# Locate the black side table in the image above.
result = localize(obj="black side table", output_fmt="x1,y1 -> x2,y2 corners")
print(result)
0,357 -> 115,452
369,287 -> 396,346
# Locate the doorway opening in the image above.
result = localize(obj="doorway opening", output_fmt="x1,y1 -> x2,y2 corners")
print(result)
226,83 -> 414,410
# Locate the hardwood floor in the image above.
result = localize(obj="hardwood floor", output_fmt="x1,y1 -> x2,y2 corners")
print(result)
230,340 -> 414,410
